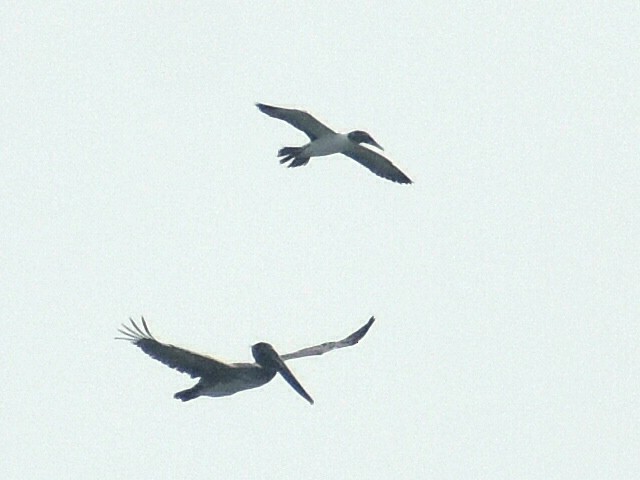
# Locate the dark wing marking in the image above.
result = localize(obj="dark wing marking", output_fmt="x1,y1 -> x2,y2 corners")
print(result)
256,103 -> 335,141
280,317 -> 375,361
117,317 -> 230,379
343,144 -> 413,184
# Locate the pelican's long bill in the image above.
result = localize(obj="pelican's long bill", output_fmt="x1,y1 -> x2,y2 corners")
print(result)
251,342 -> 314,404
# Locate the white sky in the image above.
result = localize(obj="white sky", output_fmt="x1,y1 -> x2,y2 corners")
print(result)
1,2 -> 638,479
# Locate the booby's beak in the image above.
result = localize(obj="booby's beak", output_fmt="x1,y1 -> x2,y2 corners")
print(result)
367,138 -> 384,151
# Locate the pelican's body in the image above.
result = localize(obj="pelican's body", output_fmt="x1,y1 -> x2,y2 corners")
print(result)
256,103 -> 412,184
186,361 -> 274,398
117,316 -> 375,404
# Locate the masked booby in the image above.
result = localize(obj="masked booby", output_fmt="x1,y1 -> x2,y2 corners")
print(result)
117,316 -> 375,404
256,103 -> 412,184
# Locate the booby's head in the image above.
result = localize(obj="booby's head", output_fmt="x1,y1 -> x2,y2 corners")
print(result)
251,342 -> 314,404
347,130 -> 384,150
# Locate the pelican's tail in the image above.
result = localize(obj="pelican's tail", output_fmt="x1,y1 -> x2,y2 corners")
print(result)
277,146 -> 310,168
174,386 -> 200,402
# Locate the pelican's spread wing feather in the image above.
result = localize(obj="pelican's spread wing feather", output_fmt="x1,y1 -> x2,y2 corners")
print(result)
256,103 -> 335,141
343,145 -> 412,184
280,317 -> 375,361
117,318 -> 230,379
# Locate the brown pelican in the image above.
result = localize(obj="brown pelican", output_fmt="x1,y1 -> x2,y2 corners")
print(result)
256,103 -> 412,184
117,316 -> 375,404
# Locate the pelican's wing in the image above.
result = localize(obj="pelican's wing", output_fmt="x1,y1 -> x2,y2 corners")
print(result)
256,103 -> 335,140
280,317 -> 375,361
343,144 -> 412,184
117,318 -> 230,379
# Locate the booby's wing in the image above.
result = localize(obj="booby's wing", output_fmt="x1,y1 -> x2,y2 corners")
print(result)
256,103 -> 335,141
117,318 -> 230,379
343,145 -> 413,184
280,317 -> 375,361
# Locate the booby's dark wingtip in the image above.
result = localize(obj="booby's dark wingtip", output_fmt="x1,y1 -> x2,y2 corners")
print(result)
392,174 -> 413,184
255,102 -> 273,112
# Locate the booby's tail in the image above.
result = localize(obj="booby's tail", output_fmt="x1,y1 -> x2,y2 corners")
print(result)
277,147 -> 310,168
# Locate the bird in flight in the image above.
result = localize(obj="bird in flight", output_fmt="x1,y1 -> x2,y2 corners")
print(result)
256,103 -> 412,184
117,316 -> 375,404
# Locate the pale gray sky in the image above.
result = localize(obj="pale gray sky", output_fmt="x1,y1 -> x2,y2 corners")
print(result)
1,2 -> 638,479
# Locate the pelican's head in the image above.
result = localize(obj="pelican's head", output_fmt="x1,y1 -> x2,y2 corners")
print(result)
251,342 -> 314,404
347,130 -> 383,150
251,342 -> 281,370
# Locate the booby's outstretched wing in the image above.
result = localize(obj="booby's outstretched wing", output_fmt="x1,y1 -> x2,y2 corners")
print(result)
117,317 -> 231,379
256,103 -> 335,140
281,316 -> 375,361
343,145 -> 412,184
